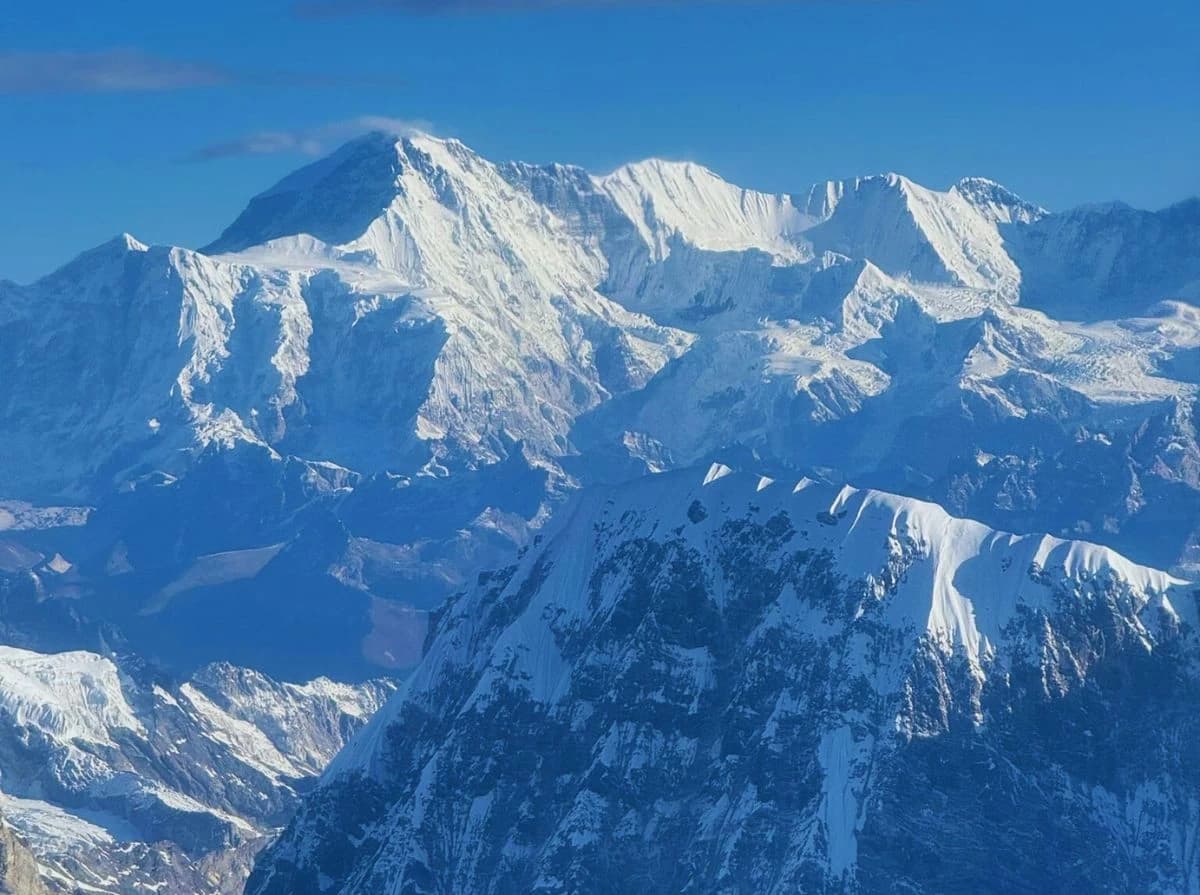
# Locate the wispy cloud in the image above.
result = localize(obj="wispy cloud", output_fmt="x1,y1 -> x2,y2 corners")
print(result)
0,50 -> 231,94
0,49 -> 400,94
186,116 -> 432,162
297,0 -> 794,14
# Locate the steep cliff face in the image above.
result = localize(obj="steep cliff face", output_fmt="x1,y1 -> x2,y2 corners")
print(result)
247,465 -> 1200,894
0,816 -> 46,895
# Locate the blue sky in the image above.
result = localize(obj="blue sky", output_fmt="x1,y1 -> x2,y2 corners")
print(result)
1,0 -> 1197,282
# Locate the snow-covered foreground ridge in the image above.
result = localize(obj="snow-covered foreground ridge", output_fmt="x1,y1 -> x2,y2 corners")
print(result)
250,463 -> 1200,895
0,645 -> 392,895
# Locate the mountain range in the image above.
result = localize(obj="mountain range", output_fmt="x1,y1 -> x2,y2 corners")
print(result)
0,130 -> 1198,893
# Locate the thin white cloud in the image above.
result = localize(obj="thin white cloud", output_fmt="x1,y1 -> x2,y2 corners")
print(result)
186,116 -> 433,162
0,49 -> 399,94
0,50 -> 230,93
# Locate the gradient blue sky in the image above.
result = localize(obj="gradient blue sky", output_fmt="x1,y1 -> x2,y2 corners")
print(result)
1,0 -> 1197,282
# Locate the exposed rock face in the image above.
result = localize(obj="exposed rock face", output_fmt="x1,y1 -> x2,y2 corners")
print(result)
246,466 -> 1200,894
0,815 -> 46,895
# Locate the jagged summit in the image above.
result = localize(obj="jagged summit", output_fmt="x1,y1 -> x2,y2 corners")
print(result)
202,132 -> 1043,290
952,176 -> 1047,224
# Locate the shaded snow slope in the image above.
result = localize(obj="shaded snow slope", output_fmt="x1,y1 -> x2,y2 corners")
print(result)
1007,197 -> 1200,320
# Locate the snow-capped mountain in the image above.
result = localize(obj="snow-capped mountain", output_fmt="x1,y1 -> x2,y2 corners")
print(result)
247,463 -> 1200,894
1009,196 -> 1200,320
0,644 -> 391,895
2,130 -> 1200,892
2,132 -> 1198,689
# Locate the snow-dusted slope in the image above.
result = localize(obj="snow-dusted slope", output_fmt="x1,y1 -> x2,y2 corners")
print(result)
0,646 -> 392,895
248,464 -> 1199,894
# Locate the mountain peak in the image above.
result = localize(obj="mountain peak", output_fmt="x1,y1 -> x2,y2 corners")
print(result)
34,231 -> 150,286
799,172 -> 1025,288
85,231 -> 148,259
952,176 -> 1047,224
598,156 -> 813,259
602,156 -> 723,184
113,232 -> 149,253
202,129 -> 503,259
204,132 -> 408,254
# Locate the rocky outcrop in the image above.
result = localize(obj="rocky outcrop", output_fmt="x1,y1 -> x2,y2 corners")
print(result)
0,816 -> 45,895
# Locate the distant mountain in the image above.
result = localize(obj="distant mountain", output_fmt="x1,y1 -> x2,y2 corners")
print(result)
0,643 -> 391,895
1,134 -> 1197,690
1008,197 -> 1200,320
247,464 -> 1200,894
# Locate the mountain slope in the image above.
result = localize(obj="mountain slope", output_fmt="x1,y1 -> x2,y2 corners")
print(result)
0,645 -> 392,895
1007,197 -> 1200,320
246,464 -> 1199,895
